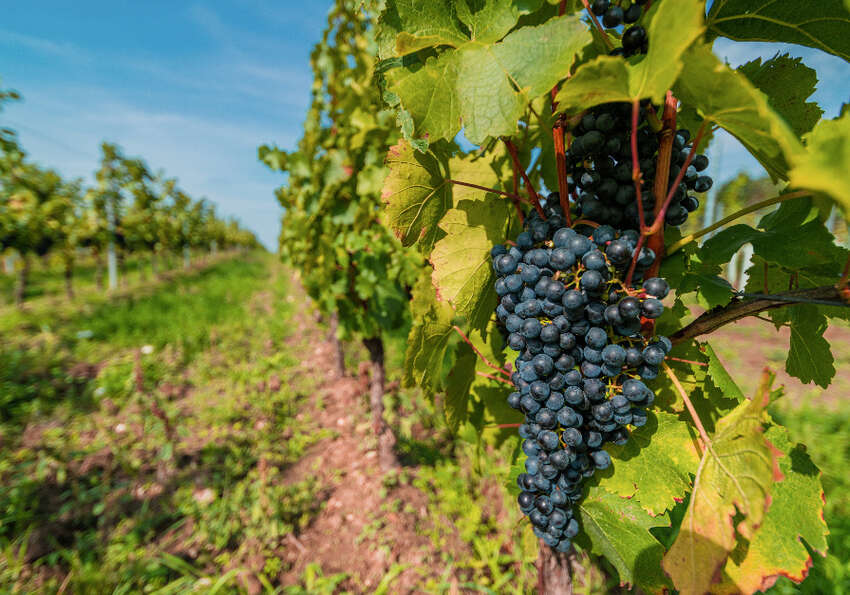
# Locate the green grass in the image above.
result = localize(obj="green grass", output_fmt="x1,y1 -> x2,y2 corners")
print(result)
0,253 -> 329,592
0,255 -> 268,423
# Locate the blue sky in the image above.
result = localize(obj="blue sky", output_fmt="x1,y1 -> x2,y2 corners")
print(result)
1,5 -> 848,249
1,1 -> 333,249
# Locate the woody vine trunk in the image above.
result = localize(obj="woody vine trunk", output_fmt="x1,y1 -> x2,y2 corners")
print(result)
362,336 -> 399,470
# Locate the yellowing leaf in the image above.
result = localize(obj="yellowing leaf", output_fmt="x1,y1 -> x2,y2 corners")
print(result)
714,425 -> 828,595
662,374 -> 783,595
381,139 -> 505,252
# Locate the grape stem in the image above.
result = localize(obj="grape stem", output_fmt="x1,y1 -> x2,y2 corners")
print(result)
670,285 -> 850,344
553,118 -> 573,226
625,93 -> 679,286
646,92 -> 679,278
666,190 -> 811,255
448,179 -> 530,223
667,356 -> 709,367
453,325 -> 512,379
476,371 -> 514,386
647,119 -> 708,237
664,363 -> 710,453
504,138 -> 547,218
628,115 -> 709,286
580,0 -> 615,51
631,99 -> 646,237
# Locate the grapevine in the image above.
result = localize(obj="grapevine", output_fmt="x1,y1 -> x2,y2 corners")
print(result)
374,0 -> 850,591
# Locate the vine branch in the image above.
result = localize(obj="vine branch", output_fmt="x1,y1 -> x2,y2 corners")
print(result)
646,92 -> 678,280
670,285 -> 850,344
647,120 -> 707,237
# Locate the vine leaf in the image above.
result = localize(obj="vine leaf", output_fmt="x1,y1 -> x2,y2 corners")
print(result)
553,0 -> 704,111
575,485 -> 671,592
738,54 -> 823,139
674,43 -> 804,181
403,270 -> 457,394
381,140 -> 501,252
706,0 -> 850,63
444,341 -> 477,432
789,109 -> 850,214
662,375 -> 783,595
455,0 -> 544,44
431,198 -> 514,329
654,342 -> 742,435
787,305 -> 835,388
381,14 -> 591,143
601,411 -> 700,517
714,425 -> 828,595
378,0 -> 541,58
377,0 -> 463,59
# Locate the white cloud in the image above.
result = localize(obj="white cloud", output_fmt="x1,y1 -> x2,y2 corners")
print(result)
0,28 -> 92,62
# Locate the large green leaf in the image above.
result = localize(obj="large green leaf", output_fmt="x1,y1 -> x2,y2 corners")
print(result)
601,411 -> 700,516
377,0 -> 468,59
707,0 -> 850,62
554,0 -> 705,111
430,198 -> 514,329
576,485 -> 671,592
662,378 -> 782,595
715,425 -> 828,595
674,44 -> 804,181
787,305 -> 835,388
378,0 -> 544,57
738,54 -> 823,139
789,110 -> 850,214
383,15 -> 591,143
455,0 -> 544,44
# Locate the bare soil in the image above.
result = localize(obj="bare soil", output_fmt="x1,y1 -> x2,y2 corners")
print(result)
273,280 -> 473,593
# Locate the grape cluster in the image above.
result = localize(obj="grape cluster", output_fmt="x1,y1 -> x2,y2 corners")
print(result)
590,0 -> 649,57
492,201 -> 674,552
568,102 -> 712,230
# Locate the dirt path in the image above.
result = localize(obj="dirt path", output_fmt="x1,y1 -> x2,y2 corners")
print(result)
275,277 -> 451,593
